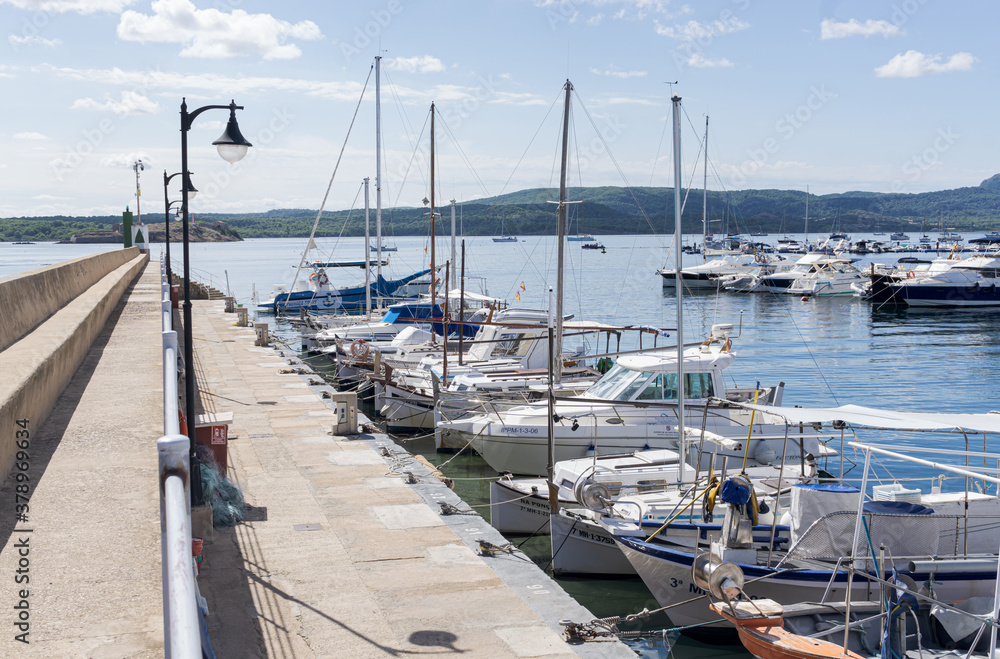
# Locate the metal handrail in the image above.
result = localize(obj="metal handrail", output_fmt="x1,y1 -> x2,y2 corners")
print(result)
159,262 -> 200,657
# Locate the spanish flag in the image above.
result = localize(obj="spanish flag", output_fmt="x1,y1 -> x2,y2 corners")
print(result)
515,292 -> 521,301
520,281 -> 526,291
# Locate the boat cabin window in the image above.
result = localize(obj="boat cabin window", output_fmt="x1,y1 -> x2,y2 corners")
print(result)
587,366 -> 716,401
635,372 -> 716,401
492,333 -> 532,358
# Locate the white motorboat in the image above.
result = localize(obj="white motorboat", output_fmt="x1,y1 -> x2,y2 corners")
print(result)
784,257 -> 864,296
659,253 -> 784,290
436,324 -> 829,476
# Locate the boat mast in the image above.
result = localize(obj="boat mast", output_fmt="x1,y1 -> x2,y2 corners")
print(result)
430,102 -> 437,339
804,185 -> 809,248
375,55 -> 383,308
702,115 -> 708,261
364,177 -> 371,315
450,199 -> 457,290
672,94 -> 686,482
554,79 -> 572,384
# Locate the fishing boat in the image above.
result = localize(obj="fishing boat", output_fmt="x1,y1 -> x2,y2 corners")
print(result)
581,242 -> 604,250
370,242 -> 398,252
890,231 -> 910,241
611,402 -> 1000,640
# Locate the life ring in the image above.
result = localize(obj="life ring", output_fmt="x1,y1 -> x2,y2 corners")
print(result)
907,270 -> 916,279
316,272 -> 329,286
350,339 -> 369,358
308,273 -> 317,282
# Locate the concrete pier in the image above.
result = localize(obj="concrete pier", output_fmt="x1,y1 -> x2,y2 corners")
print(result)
0,258 -> 631,657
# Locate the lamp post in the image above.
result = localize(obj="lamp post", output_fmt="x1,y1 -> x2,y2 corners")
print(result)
162,170 -> 197,284
180,98 -> 251,506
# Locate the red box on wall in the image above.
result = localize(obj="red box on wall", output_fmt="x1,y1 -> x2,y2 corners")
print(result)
194,411 -> 233,474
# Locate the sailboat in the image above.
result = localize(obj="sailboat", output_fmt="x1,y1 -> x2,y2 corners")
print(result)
492,212 -> 517,242
257,56 -> 431,315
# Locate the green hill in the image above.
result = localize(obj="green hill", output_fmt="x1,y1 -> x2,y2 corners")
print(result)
5,177 -> 1000,240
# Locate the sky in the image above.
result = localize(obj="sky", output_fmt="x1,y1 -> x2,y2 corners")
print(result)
1,0 -> 997,219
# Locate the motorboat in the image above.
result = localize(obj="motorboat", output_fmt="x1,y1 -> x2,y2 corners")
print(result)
659,254 -> 786,290
784,258 -> 864,296
436,324 -> 823,476
886,253 -> 1000,307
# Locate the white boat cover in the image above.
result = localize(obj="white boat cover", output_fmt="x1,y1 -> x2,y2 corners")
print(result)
736,403 -> 1000,434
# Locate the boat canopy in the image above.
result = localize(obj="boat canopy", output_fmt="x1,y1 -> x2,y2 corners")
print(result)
733,402 -> 1000,434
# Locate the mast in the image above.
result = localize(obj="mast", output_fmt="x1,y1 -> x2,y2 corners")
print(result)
364,177 -> 371,315
671,94 -> 686,484
554,79 -> 572,384
430,102 -> 437,338
804,185 -> 809,248
702,116 -> 708,260
375,55 -> 383,307
450,199 -> 457,290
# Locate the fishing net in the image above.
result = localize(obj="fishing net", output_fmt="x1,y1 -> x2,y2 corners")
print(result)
197,446 -> 246,527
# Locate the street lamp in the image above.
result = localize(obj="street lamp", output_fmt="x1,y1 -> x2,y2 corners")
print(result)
180,98 -> 251,506
162,170 -> 197,284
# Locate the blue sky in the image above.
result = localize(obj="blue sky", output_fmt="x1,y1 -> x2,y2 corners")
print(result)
1,0 -> 995,218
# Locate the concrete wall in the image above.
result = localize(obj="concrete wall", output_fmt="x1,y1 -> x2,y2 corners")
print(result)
0,252 -> 148,480
0,247 -> 140,353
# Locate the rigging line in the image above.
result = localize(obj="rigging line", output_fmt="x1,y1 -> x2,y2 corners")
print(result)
433,107 -> 495,202
381,66 -> 428,207
498,86 -> 565,199
648,108 -> 671,187
574,94 -> 666,249
286,63 -> 373,299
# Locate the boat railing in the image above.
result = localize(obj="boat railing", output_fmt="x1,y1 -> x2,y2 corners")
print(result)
157,261 -> 201,657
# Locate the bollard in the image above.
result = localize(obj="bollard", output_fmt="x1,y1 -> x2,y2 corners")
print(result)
224,296 -> 235,313
236,307 -> 249,327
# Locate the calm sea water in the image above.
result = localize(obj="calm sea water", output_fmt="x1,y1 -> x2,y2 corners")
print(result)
7,235 -> 1000,657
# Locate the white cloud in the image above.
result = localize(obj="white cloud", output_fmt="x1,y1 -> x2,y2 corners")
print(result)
0,0 -> 135,13
687,53 -> 733,68
587,13 -> 604,26
590,67 -> 647,78
656,16 -> 749,40
820,18 -> 903,40
8,35 -> 60,48
42,64 -> 546,107
385,55 -> 445,74
13,132 -> 48,140
117,0 -> 321,60
875,50 -> 976,78
71,90 -> 159,115
99,152 -> 150,168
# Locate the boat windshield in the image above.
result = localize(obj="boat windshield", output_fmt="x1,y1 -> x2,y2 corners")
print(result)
585,365 -> 649,400
585,365 -> 716,401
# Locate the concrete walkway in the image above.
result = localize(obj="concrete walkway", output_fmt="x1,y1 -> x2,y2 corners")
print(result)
0,259 -> 631,658
0,261 -> 164,657
193,302 -> 630,658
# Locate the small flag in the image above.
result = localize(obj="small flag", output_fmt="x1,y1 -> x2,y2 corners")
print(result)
520,281 -> 526,291
424,244 -> 428,254
515,292 -> 521,301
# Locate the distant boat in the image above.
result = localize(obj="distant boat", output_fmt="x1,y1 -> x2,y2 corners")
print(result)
890,232 -> 909,241
370,243 -> 398,252
493,214 -> 517,242
567,234 -> 595,241
12,241 -> 35,245
581,242 -> 604,250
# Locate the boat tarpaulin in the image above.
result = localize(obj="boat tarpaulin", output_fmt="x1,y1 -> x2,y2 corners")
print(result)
734,403 -> 1000,434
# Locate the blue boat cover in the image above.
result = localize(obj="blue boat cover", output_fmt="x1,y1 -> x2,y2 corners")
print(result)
863,500 -> 934,515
